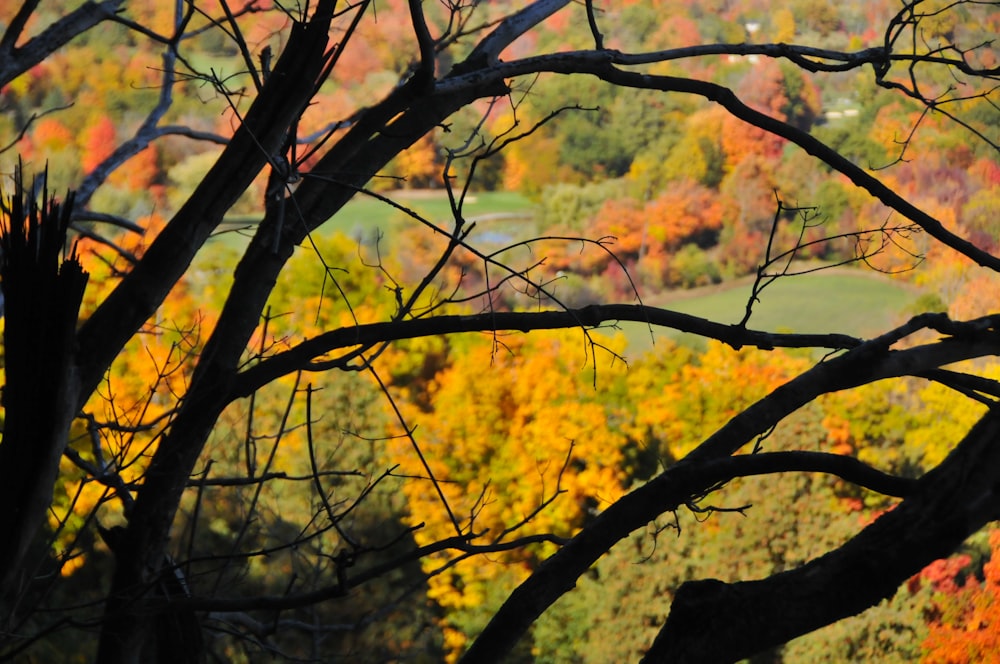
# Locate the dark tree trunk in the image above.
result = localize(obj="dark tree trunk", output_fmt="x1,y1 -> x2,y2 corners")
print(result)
0,176 -> 87,598
92,7 -> 337,660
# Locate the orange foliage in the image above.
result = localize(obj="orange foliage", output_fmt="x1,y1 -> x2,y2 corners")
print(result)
31,117 -> 74,153
719,61 -> 800,168
721,111 -> 783,168
652,15 -> 702,48
81,115 -> 117,174
122,3 -> 180,36
108,144 -> 160,191
643,179 -> 725,253
822,413 -> 854,455
586,197 -> 645,262
628,342 -> 808,462
239,2 -> 293,50
922,529 -> 1000,663
393,133 -> 441,188
501,131 -> 562,195
870,102 -> 923,162
574,179 -> 724,276
337,0 -> 414,78
948,273 -> 1000,320
48,45 -> 158,106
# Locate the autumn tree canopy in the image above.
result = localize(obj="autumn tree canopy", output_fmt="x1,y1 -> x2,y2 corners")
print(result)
0,0 -> 997,662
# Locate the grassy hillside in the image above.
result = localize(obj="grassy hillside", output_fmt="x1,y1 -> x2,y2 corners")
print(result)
619,271 -> 922,356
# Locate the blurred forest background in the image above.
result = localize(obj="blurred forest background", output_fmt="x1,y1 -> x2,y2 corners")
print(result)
1,0 -> 998,661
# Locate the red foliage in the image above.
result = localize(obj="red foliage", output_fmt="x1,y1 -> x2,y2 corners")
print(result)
572,181 -> 724,277
653,16 -> 702,47
918,555 -> 975,595
81,115 -> 117,174
737,60 -> 790,121
717,226 -> 765,275
589,198 -> 645,260
969,158 -> 1000,188
921,530 -> 1000,663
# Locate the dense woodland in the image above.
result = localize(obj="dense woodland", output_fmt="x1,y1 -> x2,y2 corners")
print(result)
0,0 -> 998,662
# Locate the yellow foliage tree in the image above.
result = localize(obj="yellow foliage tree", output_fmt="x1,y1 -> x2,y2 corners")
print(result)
905,361 -> 1000,468
630,342 -> 809,461
390,331 -> 629,657
772,8 -> 796,42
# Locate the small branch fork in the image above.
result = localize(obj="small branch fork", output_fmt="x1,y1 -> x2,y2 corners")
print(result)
738,195 -> 923,328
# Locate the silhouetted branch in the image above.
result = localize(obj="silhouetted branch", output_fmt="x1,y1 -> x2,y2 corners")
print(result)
0,1 -> 124,89
644,409 -> 1000,662
229,305 -> 868,399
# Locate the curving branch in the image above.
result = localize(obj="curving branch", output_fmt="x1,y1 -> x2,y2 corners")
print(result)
463,0 -> 571,67
227,304 -> 866,400
644,408 -> 1000,662
695,451 -> 916,499
407,0 -> 436,86
617,68 -> 997,269
438,50 -> 999,271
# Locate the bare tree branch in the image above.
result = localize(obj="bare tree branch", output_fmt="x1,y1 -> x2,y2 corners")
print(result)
0,1 -> 125,89
3,1 -> 997,660
434,50 -> 1000,270
228,305 -> 869,400
75,5 -> 334,400
695,450 -> 917,499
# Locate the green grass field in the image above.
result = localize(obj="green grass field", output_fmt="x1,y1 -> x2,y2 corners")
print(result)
617,271 -> 922,356
325,190 -> 536,237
